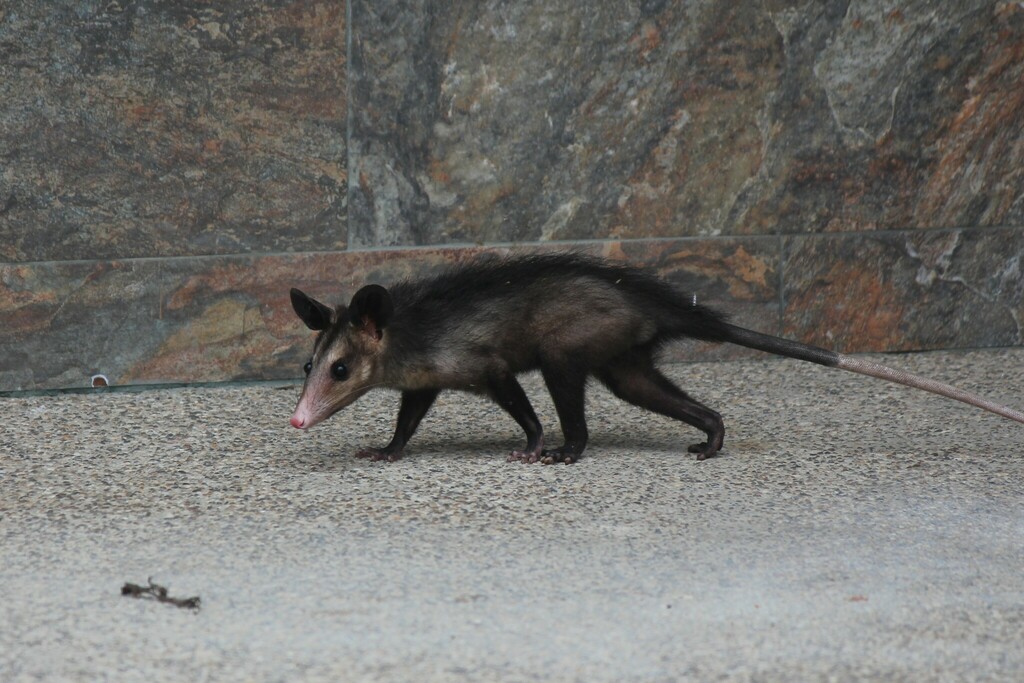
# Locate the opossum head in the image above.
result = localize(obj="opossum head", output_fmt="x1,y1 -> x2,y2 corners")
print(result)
288,285 -> 394,429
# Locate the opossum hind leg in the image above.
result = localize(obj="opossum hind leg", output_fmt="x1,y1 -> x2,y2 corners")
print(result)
487,373 -> 545,463
596,351 -> 725,460
539,359 -> 589,464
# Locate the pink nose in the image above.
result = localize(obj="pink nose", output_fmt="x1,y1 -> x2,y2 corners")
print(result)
290,414 -> 305,429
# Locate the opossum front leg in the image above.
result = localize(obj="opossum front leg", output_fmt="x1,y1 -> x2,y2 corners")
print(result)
597,352 -> 725,460
355,388 -> 439,462
486,373 -> 545,463
539,360 -> 589,464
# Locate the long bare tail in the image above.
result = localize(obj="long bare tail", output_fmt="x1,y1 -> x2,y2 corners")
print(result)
718,323 -> 1024,425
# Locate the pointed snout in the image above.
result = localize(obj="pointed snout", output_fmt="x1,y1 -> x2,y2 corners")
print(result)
290,386 -> 366,431
290,402 -> 314,429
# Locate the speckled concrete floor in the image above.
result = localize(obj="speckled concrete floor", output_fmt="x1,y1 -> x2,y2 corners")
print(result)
2,349 -> 1023,681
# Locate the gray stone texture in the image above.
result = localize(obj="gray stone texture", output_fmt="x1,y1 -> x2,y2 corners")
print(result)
0,1 -> 346,262
783,229 -> 1024,353
349,0 -> 1024,244
2,0 -> 1024,390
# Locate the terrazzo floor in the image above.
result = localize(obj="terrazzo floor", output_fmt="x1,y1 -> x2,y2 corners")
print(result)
2,349 -> 1023,681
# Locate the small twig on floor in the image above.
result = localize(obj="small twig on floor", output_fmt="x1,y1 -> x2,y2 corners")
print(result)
121,578 -> 201,611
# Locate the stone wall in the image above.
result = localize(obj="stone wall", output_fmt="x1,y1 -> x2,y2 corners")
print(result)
2,1 -> 1022,391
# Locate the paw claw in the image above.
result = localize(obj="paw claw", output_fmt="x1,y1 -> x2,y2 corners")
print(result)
688,442 -> 719,460
539,447 -> 581,465
355,447 -> 402,462
508,450 -> 540,464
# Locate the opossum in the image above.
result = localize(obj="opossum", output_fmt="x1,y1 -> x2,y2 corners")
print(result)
288,252 -> 1024,464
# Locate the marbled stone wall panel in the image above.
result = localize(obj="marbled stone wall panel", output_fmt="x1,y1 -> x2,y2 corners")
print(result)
0,259 -> 168,390
350,0 -> 1024,245
349,0 -> 785,245
3,0 -> 1022,392
0,251 -> 451,392
783,229 -> 1024,354
738,0 -> 1024,233
0,239 -> 778,391
0,1 -> 346,262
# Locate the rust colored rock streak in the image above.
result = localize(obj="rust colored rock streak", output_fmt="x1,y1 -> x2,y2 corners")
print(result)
351,1 -> 1024,243
783,230 -> 1024,354
1,240 -> 780,390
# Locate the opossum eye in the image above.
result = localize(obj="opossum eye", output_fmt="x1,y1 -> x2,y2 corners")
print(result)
331,361 -> 349,381
303,360 -> 312,375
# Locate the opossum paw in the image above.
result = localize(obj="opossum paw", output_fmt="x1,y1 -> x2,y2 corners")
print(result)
687,442 -> 719,461
507,446 -> 543,464
540,447 -> 581,465
507,450 -> 540,464
355,447 -> 403,462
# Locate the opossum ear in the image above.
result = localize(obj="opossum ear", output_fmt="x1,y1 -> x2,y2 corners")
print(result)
290,288 -> 334,331
349,284 -> 393,340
